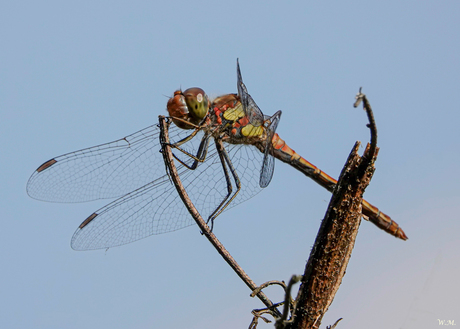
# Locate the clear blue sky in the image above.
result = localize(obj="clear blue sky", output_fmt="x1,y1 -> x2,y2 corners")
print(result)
2,1 -> 459,328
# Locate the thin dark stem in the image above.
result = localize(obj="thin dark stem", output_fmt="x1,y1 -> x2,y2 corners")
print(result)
158,116 -> 281,318
327,318 -> 343,329
275,275 -> 302,329
250,280 -> 287,297
354,88 -> 377,160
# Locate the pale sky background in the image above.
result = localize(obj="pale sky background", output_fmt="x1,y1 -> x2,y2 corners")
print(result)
2,1 -> 459,328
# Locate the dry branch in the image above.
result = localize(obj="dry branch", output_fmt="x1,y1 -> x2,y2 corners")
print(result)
285,90 -> 380,329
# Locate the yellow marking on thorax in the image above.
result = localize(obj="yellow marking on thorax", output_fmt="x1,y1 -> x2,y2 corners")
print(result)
223,103 -> 245,121
241,124 -> 264,137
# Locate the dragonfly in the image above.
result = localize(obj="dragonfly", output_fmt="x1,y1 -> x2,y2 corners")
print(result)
27,60 -> 407,250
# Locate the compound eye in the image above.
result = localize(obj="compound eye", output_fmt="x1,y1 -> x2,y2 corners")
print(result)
183,87 -> 209,120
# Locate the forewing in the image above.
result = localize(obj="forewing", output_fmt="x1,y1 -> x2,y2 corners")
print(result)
27,123 -> 191,203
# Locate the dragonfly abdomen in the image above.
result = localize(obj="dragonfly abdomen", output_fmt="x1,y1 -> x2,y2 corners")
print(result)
270,133 -> 408,240
271,133 -> 336,191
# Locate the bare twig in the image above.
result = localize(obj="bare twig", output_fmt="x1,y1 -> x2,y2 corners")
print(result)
326,318 -> 343,329
250,280 -> 287,297
159,116 -> 282,318
249,309 -> 273,329
249,276 -> 302,329
354,88 -> 377,164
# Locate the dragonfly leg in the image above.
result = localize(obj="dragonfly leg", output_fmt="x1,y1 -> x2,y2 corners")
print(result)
164,114 -> 209,150
163,118 -> 209,165
169,125 -> 201,147
170,133 -> 211,170
207,138 -> 242,230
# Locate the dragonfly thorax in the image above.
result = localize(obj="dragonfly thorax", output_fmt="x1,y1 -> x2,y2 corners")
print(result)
209,94 -> 268,147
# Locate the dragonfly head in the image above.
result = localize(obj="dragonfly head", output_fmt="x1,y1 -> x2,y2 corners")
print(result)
167,88 -> 209,129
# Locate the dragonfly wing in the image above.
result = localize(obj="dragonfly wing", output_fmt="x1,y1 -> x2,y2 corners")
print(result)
236,59 -> 264,126
70,138 -> 266,250
222,142 -> 266,209
26,123 -> 192,203
259,110 -> 282,188
71,170 -> 194,250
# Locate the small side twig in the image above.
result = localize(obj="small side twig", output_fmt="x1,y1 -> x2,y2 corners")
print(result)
275,275 -> 303,329
250,280 -> 287,297
249,303 -> 285,329
327,318 -> 343,329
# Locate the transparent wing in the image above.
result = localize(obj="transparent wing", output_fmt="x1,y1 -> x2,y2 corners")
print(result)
237,59 -> 264,126
70,169 -> 193,250
259,110 -> 282,188
27,123 -> 192,203
70,133 -> 266,250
